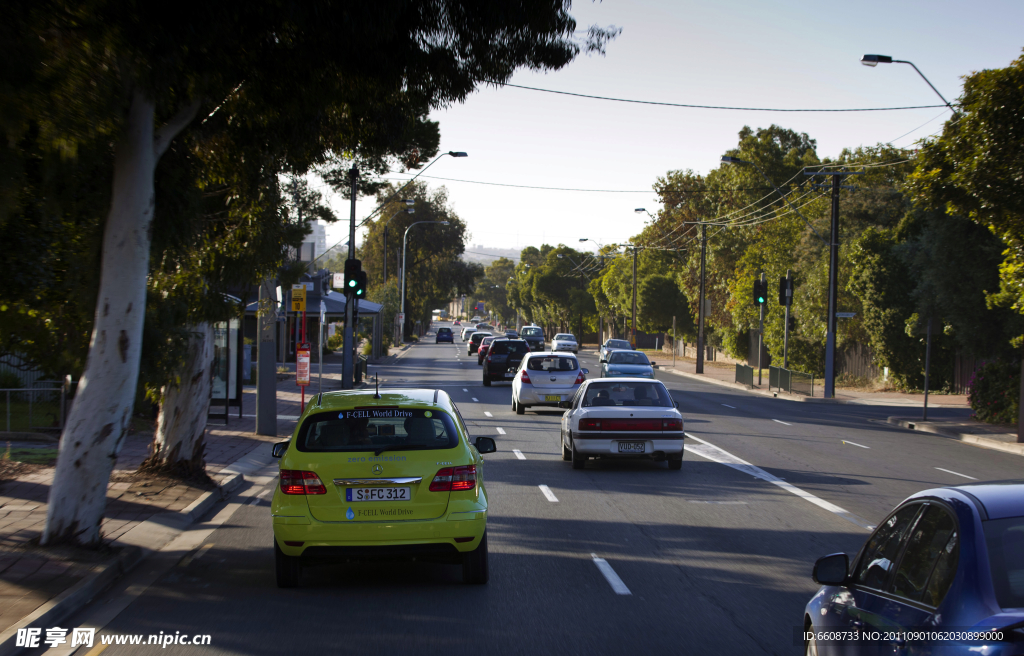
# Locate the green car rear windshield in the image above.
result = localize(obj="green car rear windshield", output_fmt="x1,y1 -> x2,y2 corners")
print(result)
296,409 -> 459,452
609,351 -> 650,365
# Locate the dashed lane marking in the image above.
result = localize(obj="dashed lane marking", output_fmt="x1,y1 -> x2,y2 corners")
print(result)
772,419 -> 792,426
843,440 -> 870,449
935,467 -> 977,480
683,432 -> 873,531
496,427 -> 506,435
721,404 -> 735,409
484,411 -> 493,417
591,554 -> 631,595
463,388 -> 469,392
513,449 -> 526,460
538,485 -> 559,502
472,397 -> 479,402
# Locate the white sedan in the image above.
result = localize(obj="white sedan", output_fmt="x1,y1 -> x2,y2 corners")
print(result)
559,378 -> 683,470
550,333 -> 578,354
511,353 -> 588,414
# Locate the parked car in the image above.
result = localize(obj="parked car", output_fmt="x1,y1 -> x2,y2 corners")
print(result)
435,327 -> 454,343
477,336 -> 497,364
599,339 -> 632,362
468,331 -> 491,355
803,482 -> 1024,655
520,326 -> 545,352
511,353 -> 588,414
558,379 -> 683,470
482,339 -> 530,386
551,333 -> 578,354
270,389 -> 497,587
602,350 -> 654,379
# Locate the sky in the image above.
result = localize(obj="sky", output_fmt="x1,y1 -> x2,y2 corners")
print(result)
322,0 -> 1024,259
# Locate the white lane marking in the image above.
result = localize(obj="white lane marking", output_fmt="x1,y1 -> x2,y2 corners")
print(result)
843,440 -> 870,449
463,388 -> 469,392
496,427 -> 506,435
484,411 -> 493,417
513,449 -> 526,460
683,432 -> 872,531
721,404 -> 735,409
538,485 -> 559,502
772,419 -> 792,426
935,467 -> 977,480
472,397 -> 479,402
591,554 -> 631,595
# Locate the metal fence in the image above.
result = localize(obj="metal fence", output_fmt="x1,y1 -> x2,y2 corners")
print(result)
2,386 -> 69,433
735,364 -> 754,388
768,366 -> 815,396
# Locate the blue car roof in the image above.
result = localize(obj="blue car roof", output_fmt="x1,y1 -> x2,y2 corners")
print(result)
953,483 -> 1024,520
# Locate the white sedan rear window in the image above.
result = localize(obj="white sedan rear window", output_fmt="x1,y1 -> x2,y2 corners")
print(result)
527,356 -> 578,372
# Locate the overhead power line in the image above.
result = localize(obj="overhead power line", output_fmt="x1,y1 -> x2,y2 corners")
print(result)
499,83 -> 950,112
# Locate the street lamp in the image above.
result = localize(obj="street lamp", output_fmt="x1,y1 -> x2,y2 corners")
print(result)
400,220 -> 449,341
860,55 -> 956,112
383,200 -> 414,285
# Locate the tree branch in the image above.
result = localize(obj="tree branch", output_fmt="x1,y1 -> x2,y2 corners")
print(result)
153,99 -> 202,159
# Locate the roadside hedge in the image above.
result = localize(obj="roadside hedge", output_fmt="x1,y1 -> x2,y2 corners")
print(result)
968,360 -> 1020,424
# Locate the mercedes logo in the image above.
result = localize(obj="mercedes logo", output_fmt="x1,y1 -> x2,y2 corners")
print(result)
372,464 -> 383,475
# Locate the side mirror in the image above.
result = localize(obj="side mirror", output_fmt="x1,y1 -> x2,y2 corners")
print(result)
600,358 -> 606,363
674,400 -> 680,409
271,441 -> 289,458
558,401 -> 572,409
581,368 -> 589,375
812,553 -> 849,586
474,436 -> 497,454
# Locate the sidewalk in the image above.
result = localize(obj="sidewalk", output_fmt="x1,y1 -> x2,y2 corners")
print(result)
886,417 -> 1024,456
0,373 -> 320,640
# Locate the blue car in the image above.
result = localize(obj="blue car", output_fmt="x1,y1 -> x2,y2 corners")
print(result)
601,350 -> 654,379
435,327 -> 454,343
804,483 -> 1024,655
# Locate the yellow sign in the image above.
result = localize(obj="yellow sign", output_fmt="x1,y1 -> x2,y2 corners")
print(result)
291,284 -> 307,312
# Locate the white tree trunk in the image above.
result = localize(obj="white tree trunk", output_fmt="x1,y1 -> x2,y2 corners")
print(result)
146,324 -> 213,473
42,90 -> 198,546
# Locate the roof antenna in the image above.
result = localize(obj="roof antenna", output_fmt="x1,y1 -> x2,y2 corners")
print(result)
374,372 -> 381,399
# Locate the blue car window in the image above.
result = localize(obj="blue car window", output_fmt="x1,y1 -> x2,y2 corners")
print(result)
984,517 -> 1024,610
890,505 -> 958,605
852,504 -> 922,590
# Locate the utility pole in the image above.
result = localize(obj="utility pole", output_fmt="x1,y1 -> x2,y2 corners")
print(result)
255,279 -> 278,435
672,315 -> 677,368
805,169 -> 861,398
342,166 -> 358,389
758,272 -> 765,386
631,246 -> 638,349
696,220 -> 707,374
923,317 -> 933,420
782,270 -> 793,368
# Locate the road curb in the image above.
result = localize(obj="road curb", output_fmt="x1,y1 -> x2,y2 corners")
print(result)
0,471 -> 244,656
886,417 -> 1024,457
659,366 -> 842,403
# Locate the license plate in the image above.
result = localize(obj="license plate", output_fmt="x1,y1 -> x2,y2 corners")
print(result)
346,487 -> 410,502
505,372 -> 515,378
545,395 -> 561,402
618,442 -> 645,453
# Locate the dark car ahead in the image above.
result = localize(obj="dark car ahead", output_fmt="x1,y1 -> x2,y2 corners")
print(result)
468,331 -> 491,355
482,339 -> 530,386
520,326 -> 545,352
803,482 -> 1024,655
435,327 -> 454,343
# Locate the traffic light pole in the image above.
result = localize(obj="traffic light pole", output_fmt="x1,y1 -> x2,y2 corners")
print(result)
631,246 -> 638,349
342,166 -> 358,389
696,220 -> 707,374
758,272 -> 765,386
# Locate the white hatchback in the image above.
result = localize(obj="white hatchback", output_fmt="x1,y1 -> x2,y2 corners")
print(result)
551,333 -> 578,354
511,353 -> 588,415
559,378 -> 684,470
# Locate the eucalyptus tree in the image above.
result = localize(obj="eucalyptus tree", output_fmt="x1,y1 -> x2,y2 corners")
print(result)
2,0 -> 616,547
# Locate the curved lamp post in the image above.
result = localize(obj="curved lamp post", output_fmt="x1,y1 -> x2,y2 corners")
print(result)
383,200 -> 414,285
860,55 -> 956,112
400,220 -> 449,341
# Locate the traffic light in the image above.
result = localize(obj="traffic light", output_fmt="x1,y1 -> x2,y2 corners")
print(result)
343,259 -> 361,294
353,271 -> 367,298
752,279 -> 767,307
778,276 -> 794,306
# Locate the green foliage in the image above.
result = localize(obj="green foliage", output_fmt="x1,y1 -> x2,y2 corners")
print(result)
0,371 -> 22,389
908,50 -> 1024,314
968,360 -> 1020,424
637,274 -> 691,334
327,333 -> 344,350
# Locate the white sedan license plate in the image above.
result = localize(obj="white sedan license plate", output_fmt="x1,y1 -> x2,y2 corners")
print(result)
346,487 -> 410,502
618,442 -> 645,453
544,395 -> 560,402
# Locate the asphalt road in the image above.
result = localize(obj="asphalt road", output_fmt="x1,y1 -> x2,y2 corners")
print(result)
43,325 -> 1022,656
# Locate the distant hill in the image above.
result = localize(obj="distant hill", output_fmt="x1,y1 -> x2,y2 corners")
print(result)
461,245 -> 521,264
